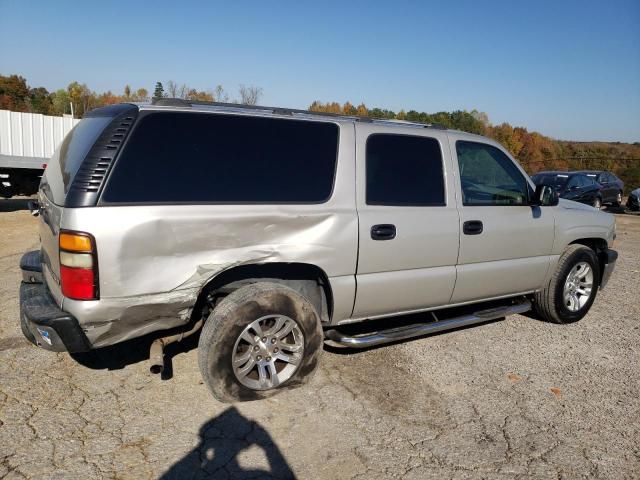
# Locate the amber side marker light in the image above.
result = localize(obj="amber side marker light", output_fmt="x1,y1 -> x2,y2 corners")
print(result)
59,231 -> 98,300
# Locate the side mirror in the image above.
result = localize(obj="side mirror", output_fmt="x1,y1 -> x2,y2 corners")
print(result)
532,185 -> 559,207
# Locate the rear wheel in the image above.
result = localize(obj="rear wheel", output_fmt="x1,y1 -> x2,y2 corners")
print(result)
534,245 -> 599,324
198,282 -> 323,402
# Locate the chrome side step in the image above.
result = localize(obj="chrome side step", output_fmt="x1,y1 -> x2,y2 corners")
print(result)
324,300 -> 531,349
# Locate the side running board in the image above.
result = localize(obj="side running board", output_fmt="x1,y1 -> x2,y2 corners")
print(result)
324,300 -> 531,349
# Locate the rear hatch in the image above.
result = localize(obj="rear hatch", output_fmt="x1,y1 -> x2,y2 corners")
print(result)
37,108 -> 135,303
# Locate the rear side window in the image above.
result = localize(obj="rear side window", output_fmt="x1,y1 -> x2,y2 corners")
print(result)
102,113 -> 339,203
366,134 -> 445,206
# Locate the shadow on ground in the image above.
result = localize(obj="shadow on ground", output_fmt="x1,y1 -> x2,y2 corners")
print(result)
0,198 -> 31,212
70,328 -> 201,380
160,407 -> 296,479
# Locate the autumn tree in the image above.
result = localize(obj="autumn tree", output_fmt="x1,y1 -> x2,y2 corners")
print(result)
0,74 -> 30,111
67,81 -> 92,117
356,103 -> 368,116
186,89 -> 214,101
133,88 -> 148,101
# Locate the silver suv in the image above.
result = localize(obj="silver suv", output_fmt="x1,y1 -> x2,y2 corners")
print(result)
19,100 -> 618,402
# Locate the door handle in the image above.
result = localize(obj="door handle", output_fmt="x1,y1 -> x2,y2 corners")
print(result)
463,220 -> 483,235
371,224 -> 396,240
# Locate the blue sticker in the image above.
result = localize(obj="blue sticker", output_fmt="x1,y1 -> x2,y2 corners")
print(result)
36,328 -> 52,345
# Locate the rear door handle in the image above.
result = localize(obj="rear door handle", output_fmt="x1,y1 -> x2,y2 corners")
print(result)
371,224 -> 396,240
463,220 -> 483,235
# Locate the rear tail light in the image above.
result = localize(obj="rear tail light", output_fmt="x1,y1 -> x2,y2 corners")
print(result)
59,231 -> 98,300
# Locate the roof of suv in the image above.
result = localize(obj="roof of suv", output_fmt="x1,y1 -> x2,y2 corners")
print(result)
139,98 -> 452,133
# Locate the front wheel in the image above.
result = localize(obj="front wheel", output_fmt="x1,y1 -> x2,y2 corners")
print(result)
534,245 -> 600,324
198,282 -> 323,402
592,197 -> 602,210
613,191 -> 623,207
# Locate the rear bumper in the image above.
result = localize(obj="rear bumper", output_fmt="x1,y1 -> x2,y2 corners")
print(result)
19,251 -> 91,353
600,249 -> 618,290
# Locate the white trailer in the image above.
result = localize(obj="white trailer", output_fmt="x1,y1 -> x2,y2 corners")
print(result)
0,110 -> 80,197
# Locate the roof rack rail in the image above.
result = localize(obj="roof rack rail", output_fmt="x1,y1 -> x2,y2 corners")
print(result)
150,97 -> 446,129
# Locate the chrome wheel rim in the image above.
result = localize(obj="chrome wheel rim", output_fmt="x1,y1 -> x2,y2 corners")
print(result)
232,315 -> 304,390
563,262 -> 594,312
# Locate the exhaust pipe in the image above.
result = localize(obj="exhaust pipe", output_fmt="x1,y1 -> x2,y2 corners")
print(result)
149,318 -> 204,374
149,340 -> 165,374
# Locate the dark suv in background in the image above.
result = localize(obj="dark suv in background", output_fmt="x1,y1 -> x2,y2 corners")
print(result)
575,171 -> 624,206
531,171 -> 604,209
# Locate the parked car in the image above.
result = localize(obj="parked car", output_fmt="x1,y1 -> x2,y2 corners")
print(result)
574,170 -> 624,206
627,187 -> 640,211
19,100 -> 618,402
531,171 -> 604,209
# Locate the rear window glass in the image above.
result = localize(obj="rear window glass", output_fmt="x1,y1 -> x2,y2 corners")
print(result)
533,174 -> 569,189
366,134 -> 445,206
41,117 -> 113,205
102,112 -> 339,203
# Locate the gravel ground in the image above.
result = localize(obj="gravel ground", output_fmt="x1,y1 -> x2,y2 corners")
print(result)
0,198 -> 639,479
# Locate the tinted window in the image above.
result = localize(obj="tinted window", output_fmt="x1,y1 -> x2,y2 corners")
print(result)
41,116 -> 113,205
102,113 -> 339,203
567,176 -> 581,188
366,134 -> 445,206
456,141 -> 529,206
533,174 -> 568,190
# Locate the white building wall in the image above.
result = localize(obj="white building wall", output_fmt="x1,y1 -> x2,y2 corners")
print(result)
0,110 -> 80,159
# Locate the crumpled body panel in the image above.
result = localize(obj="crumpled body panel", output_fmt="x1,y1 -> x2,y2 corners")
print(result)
60,124 -> 358,347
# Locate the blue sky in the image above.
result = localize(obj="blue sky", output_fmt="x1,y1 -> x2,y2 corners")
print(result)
1,0 -> 638,142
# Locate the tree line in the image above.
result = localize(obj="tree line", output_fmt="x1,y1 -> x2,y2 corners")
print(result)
0,73 -> 637,187
310,101 -> 640,188
0,74 -> 263,118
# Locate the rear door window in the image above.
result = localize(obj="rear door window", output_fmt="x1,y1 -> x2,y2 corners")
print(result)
102,112 -> 339,204
365,134 -> 445,206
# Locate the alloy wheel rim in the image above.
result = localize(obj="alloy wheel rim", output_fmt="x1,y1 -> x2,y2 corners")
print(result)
594,198 -> 601,209
232,315 -> 304,390
562,262 -> 594,312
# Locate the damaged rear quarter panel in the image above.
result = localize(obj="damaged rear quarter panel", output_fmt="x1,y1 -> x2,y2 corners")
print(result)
59,123 -> 358,346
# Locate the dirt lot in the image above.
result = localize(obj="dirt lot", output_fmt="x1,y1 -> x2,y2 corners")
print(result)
0,198 -> 639,479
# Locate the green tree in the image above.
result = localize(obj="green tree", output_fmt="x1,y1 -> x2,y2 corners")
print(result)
27,87 -> 52,114
50,89 -> 71,115
153,82 -> 165,99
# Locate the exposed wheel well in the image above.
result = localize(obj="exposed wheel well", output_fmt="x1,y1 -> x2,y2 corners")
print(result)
190,263 -> 333,325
